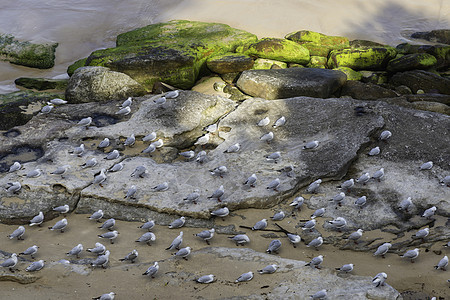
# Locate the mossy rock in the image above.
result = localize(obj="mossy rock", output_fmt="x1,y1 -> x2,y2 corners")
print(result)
0,34 -> 57,69
396,43 -> 450,70
285,30 -> 349,57
14,77 -> 68,91
328,47 -> 397,70
307,56 -> 327,68
359,71 -> 389,84
68,20 -> 257,90
206,53 -> 254,74
387,53 -> 437,72
239,38 -> 310,64
67,57 -> 88,76
252,58 -> 287,70
333,67 -> 362,81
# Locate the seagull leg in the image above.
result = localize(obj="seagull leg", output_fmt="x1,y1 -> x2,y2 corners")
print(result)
205,240 -> 210,245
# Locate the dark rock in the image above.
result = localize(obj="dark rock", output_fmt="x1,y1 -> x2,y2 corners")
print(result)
223,84 -> 248,101
328,47 -> 397,70
206,53 -> 254,74
220,72 -> 241,84
236,68 -> 347,99
349,40 -> 386,48
411,29 -> 450,44
387,53 -> 437,72
14,77 -> 68,91
394,85 -> 413,95
285,30 -> 349,57
405,93 -> 450,105
360,71 -> 389,84
340,81 -> 398,100
390,70 -> 450,94
396,43 -> 450,70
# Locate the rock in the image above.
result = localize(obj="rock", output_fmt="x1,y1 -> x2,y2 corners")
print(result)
405,93 -> 450,105
359,71 -> 389,84
0,34 -> 57,69
333,67 -> 362,81
328,47 -> 397,70
411,29 -> 450,44
0,272 -> 39,284
306,56 -> 327,69
387,53 -> 437,72
67,58 -> 87,77
239,38 -> 310,64
252,58 -> 287,70
223,84 -> 249,101
285,30 -> 349,57
394,85 -> 413,95
409,101 -> 450,115
349,40 -> 386,48
206,53 -> 254,74
70,20 -> 257,90
340,81 -> 398,100
236,68 -> 347,99
390,70 -> 450,95
14,77 -> 68,91
65,66 -> 146,103
0,90 -> 65,130
396,43 -> 450,71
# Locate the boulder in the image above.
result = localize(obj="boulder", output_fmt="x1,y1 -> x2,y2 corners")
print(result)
65,66 -> 146,103
340,81 -> 398,100
0,34 -> 57,69
14,77 -> 68,91
70,20 -> 257,90
387,53 -> 437,72
236,68 -> 347,99
252,58 -> 287,70
333,67 -> 362,81
306,56 -> 327,69
390,70 -> 450,94
285,30 -> 349,57
206,53 -> 254,74
328,47 -> 397,70
411,29 -> 450,44
396,43 -> 450,71
405,93 -> 450,105
239,38 -> 310,64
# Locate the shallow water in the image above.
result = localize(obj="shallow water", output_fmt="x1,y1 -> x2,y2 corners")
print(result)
0,0 -> 448,93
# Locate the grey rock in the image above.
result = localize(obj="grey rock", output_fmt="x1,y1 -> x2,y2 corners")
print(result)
340,81 -> 398,100
390,70 -> 450,95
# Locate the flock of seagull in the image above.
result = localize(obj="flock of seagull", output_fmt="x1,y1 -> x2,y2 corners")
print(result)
1,91 -> 450,299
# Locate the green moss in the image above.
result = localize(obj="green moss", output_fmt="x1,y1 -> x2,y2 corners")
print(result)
253,58 -> 287,69
328,47 -> 397,70
333,67 -> 362,81
240,38 -> 310,64
67,58 -> 88,76
307,56 -> 327,68
285,30 -> 349,57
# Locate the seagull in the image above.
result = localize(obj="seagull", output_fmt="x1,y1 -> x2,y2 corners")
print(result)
210,207 -> 229,219
260,132 -> 274,142
196,150 -> 207,163
228,234 -> 250,246
194,229 -> 215,245
235,271 -> 253,283
41,104 -> 54,114
165,90 -> 179,99
49,98 -> 67,105
402,248 -> 420,262
290,196 -> 304,211
195,274 -> 215,283
311,208 -> 325,219
152,182 -> 169,192
104,150 -> 120,160
271,211 -> 285,221
169,217 -> 185,229
88,210 -> 104,222
355,196 -> 367,209
412,228 -> 429,240
302,219 -> 317,231
142,144 -> 156,154
368,146 -> 380,156
184,190 -> 200,204
115,106 -> 131,116
119,97 -> 132,108
81,158 -> 97,168
70,144 -> 85,156
8,161 -> 21,173
373,243 -> 392,258
398,197 -> 413,212
8,226 -> 25,240
379,130 -> 392,141
0,253 -> 18,272
258,264 -> 278,274
303,141 -> 319,150
420,161 -> 433,170
267,178 -> 281,191
91,250 -> 110,268
307,237 -> 323,250
123,134 -> 135,146
244,174 -> 257,187
330,192 -> 345,207
92,292 -> 116,300
306,179 -> 322,193
29,212 -> 44,226
434,255 -> 448,271
348,229 -> 364,244
173,246 -> 191,260
273,116 -> 286,128
210,166 -> 227,177
48,218 -> 68,233
257,116 -> 270,127
356,172 -> 370,185
339,179 -> 354,192
93,169 -> 107,186
328,217 -> 347,230
305,255 -> 323,269
266,239 -> 282,254
50,165 -> 71,177
440,175 -> 450,187
208,185 -> 224,202
53,204 -> 70,215
154,96 -> 166,105
143,132 -> 157,142
25,260 -> 45,272
287,233 -> 301,247
143,262 -> 159,278
86,242 -> 106,255
372,272 -> 387,287
108,163 -> 124,173
310,289 -> 327,299
6,182 -> 21,194
194,134 -> 210,146
278,165 -> 295,177
77,117 -> 92,128
335,263 -> 354,273
98,218 -> 115,230
135,232 -> 156,246
98,231 -> 119,244
224,143 -> 240,153
266,151 -> 281,163
151,139 -> 164,148
166,231 -> 183,250
131,166 -> 147,178
124,185 -> 137,200
19,245 -> 39,259
67,244 -> 83,258
25,169 -> 43,178
252,219 -> 268,230
372,168 -> 385,181
422,206 -> 437,219
138,220 -> 155,231
204,123 -> 218,134
179,150 -> 195,160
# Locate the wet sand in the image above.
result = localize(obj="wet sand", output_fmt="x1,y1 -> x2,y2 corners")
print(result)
0,199 -> 448,299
